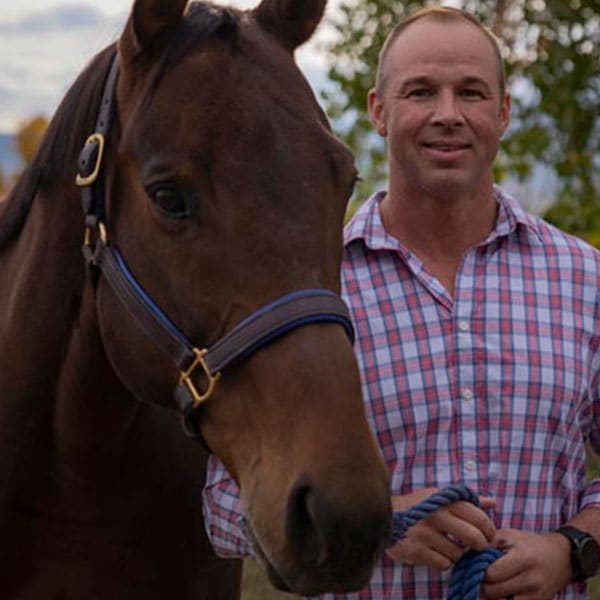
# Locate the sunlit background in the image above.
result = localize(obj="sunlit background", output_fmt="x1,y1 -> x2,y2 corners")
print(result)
0,0 -> 338,135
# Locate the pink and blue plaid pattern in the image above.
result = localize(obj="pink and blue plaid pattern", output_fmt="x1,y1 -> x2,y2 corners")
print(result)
203,186 -> 600,599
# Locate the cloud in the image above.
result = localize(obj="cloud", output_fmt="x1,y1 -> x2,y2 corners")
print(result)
0,5 -> 126,132
0,1 -> 330,134
0,4 -> 108,34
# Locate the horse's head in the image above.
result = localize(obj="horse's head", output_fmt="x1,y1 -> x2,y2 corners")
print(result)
90,0 -> 390,593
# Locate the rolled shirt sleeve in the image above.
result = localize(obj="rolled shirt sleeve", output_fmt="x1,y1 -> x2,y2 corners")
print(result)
202,454 -> 256,559
582,356 -> 600,509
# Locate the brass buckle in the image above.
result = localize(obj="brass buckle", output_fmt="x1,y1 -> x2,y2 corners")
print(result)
76,133 -> 105,187
180,348 -> 221,408
83,221 -> 109,246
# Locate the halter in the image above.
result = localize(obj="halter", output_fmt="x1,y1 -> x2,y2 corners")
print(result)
76,53 -> 355,441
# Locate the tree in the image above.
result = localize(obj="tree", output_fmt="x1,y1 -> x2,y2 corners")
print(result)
321,0 -> 600,238
14,115 -> 49,166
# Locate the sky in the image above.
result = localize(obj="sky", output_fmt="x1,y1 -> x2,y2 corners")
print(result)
0,0 -> 336,133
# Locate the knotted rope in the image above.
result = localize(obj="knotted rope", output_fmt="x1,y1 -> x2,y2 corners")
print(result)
391,484 -> 505,599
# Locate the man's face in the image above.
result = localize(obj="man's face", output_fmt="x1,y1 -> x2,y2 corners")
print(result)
369,17 -> 511,198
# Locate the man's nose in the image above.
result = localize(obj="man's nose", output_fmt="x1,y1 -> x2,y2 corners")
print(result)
431,90 -> 464,127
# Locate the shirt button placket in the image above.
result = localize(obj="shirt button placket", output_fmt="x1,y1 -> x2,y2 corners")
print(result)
456,316 -> 477,480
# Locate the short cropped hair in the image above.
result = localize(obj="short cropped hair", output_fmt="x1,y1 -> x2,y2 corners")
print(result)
375,6 -> 506,98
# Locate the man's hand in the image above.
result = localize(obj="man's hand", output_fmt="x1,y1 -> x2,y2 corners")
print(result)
482,529 -> 572,599
386,488 -> 496,571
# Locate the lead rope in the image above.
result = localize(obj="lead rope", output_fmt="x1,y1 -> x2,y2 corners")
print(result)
391,484 -> 508,600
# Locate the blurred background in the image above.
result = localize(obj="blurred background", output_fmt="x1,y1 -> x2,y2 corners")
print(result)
1,0 -> 598,597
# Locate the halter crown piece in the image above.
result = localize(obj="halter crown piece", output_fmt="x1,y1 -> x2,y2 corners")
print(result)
76,53 -> 355,443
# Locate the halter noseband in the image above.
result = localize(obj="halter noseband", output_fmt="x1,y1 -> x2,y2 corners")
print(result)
76,53 -> 355,441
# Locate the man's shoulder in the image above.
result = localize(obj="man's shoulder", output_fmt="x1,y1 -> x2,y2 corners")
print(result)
496,187 -> 600,269
530,214 -> 600,265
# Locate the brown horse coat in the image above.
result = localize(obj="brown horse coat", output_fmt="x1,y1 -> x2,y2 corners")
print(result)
0,1 -> 391,598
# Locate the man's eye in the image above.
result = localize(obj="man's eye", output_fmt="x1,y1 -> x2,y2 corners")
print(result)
408,88 -> 432,98
460,89 -> 485,98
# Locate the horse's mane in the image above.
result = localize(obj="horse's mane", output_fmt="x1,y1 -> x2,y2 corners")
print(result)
0,45 -> 117,249
0,2 -> 240,251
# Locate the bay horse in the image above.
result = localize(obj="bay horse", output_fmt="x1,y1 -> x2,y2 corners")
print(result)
0,0 -> 391,598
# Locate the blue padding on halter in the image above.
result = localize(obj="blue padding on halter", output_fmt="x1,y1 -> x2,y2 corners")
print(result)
110,253 -> 354,370
234,288 -> 354,341
113,249 -> 192,351
234,313 -> 355,366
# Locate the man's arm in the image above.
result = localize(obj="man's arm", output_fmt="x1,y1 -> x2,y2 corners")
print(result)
484,331 -> 600,599
202,454 -> 255,559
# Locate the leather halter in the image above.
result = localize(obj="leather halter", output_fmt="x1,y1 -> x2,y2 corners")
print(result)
76,53 -> 355,441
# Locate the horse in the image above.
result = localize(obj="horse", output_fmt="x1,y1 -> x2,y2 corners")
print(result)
0,0 -> 392,598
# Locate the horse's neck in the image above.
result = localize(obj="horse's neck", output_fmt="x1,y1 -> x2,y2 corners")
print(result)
0,183 -> 136,507
0,184 -> 84,419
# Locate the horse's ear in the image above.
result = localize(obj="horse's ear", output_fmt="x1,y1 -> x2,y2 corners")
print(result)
120,0 -> 188,59
253,0 -> 327,52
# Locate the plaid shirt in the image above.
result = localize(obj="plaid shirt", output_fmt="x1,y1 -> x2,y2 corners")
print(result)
202,186 -> 600,599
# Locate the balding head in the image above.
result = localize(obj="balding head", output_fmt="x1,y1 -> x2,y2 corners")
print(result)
375,7 -> 506,99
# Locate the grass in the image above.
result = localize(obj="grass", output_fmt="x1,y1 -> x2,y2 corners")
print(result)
241,560 -> 298,599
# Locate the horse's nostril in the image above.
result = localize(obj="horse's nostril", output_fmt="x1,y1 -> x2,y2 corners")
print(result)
286,482 -> 329,568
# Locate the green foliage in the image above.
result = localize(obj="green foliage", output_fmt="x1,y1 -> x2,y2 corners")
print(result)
321,1 -> 422,209
321,0 -> 600,237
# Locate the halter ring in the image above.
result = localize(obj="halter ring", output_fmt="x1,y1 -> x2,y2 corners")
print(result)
179,348 -> 221,408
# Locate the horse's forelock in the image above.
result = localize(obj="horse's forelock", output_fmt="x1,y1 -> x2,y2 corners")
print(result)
138,3 -> 240,107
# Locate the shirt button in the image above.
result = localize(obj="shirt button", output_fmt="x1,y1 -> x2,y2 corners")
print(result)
465,460 -> 476,472
462,388 -> 474,401
458,320 -> 470,332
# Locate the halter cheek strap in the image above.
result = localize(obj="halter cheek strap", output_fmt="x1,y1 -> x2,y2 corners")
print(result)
76,52 -> 355,443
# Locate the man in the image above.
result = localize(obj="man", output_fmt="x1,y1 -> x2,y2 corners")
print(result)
202,7 -> 600,599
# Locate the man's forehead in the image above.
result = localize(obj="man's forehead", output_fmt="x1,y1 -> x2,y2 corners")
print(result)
386,19 -> 499,77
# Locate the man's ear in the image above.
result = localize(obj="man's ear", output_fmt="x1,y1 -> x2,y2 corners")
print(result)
499,92 -> 511,138
368,88 -> 387,137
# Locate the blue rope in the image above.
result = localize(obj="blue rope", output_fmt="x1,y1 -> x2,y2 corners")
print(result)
391,485 -> 505,599
447,548 -> 504,600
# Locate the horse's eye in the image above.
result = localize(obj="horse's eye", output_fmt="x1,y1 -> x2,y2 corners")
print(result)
148,183 -> 190,219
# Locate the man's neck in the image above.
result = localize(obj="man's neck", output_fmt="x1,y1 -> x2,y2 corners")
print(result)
379,182 -> 498,297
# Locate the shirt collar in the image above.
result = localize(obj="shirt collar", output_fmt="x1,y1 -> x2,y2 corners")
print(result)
344,185 -> 544,250
491,185 -> 544,246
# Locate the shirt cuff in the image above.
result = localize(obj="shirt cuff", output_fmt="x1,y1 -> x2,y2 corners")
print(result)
202,456 -> 256,559
581,478 -> 600,509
